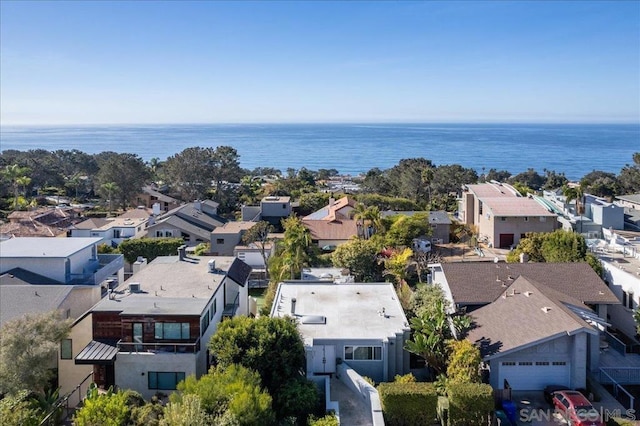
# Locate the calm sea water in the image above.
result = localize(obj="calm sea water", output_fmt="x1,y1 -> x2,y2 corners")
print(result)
1,123 -> 638,181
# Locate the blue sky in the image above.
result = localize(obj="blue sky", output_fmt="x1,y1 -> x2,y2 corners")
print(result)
1,1 -> 638,125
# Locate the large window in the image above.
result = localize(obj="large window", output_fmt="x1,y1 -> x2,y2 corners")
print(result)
155,322 -> 190,340
344,346 -> 382,361
201,313 -> 210,336
148,372 -> 185,390
61,339 -> 72,359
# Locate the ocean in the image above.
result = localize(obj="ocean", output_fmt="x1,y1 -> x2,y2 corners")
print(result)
0,123 -> 638,181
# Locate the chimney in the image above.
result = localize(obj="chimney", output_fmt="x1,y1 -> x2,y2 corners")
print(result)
194,200 -> 202,211
152,202 -> 161,216
291,298 -> 297,315
329,197 -> 335,207
177,245 -> 186,261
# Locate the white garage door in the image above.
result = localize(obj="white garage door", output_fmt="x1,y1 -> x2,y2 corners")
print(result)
498,361 -> 570,390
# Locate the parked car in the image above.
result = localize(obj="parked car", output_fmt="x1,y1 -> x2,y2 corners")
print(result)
321,245 -> 337,252
543,384 -> 570,404
551,390 -> 605,426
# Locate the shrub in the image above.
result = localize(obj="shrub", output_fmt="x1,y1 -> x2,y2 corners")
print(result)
446,382 -> 493,426
378,382 -> 438,426
118,237 -> 184,263
308,414 -> 339,426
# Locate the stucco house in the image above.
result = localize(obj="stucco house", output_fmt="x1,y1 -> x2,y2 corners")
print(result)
0,237 -> 124,286
270,281 -> 411,383
459,182 -> 558,248
430,262 -> 619,391
146,200 -> 227,246
241,196 -> 292,230
70,214 -> 149,247
59,255 -> 251,402
210,221 -> 257,256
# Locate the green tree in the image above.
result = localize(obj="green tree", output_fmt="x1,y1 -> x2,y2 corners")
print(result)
542,169 -> 568,190
208,316 -> 306,397
164,147 -> 217,201
387,158 -> 434,203
160,395 -> 211,426
484,168 -> 512,183
581,170 -> 622,199
563,184 -> 585,215
384,212 -> 432,247
383,247 -> 413,287
619,152 -> 640,193
101,181 -> 119,214
430,164 -> 478,198
242,221 -> 274,278
510,168 -> 545,190
1,164 -> 31,209
404,299 -> 471,377
331,238 -> 381,282
280,215 -> 312,279
73,387 -> 131,426
446,340 -> 482,384
541,229 -> 586,262
408,283 -> 447,319
172,364 -> 274,426
0,311 -> 72,395
0,390 -> 43,426
210,146 -> 244,206
96,152 -> 150,209
298,192 -> 331,217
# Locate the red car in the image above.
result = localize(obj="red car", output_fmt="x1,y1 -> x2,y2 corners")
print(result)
551,390 -> 605,426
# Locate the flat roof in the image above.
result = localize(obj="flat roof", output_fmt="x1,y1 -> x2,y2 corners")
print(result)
0,237 -> 102,258
212,221 -> 256,234
271,282 -> 409,340
91,255 -> 240,315
483,197 -> 557,217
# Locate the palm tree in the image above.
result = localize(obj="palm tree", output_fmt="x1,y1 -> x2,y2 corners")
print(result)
1,164 -> 30,210
281,216 -> 312,279
101,182 -> 119,214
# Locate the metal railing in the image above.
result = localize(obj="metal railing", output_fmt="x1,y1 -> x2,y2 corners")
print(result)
599,368 -> 636,411
599,367 -> 640,385
39,371 -> 94,426
606,330 -> 628,356
117,337 -> 201,354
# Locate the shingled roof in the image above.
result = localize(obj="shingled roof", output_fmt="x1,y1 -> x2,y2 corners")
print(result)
467,276 -> 598,359
439,262 -> 619,306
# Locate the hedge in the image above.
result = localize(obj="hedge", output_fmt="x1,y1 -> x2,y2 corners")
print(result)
118,238 -> 185,263
378,382 -> 438,426
446,382 -> 493,426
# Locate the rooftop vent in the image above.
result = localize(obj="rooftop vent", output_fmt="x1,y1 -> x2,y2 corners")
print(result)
301,315 -> 326,324
208,259 -> 216,273
129,282 -> 141,293
291,298 -> 297,315
541,307 -> 552,313
524,291 -> 533,297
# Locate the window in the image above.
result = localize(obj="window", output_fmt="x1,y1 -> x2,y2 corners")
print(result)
282,203 -> 287,209
524,217 -> 529,222
518,361 -> 533,366
155,322 -> 190,340
552,361 -> 566,366
201,313 -> 210,336
210,298 -> 217,319
155,230 -> 173,237
113,229 -> 121,238
478,201 -> 483,215
623,291 -> 628,308
61,339 -> 72,359
626,291 -> 635,309
344,346 -> 382,361
216,238 -> 224,244
148,372 -> 185,390
535,361 -> 549,366
501,361 -> 516,366
500,217 -> 507,222
91,232 -> 100,237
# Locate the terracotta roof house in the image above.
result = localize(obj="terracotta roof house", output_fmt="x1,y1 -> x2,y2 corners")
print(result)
302,197 -> 360,248
0,207 -> 83,240
458,182 -> 558,248
146,200 -> 227,246
271,281 -> 410,383
58,255 -> 251,403
430,262 -> 619,391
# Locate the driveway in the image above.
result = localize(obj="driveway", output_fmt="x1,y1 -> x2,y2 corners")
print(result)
509,391 -> 567,426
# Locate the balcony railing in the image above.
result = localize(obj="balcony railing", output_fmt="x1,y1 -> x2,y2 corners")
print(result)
116,337 -> 201,354
68,254 -> 124,285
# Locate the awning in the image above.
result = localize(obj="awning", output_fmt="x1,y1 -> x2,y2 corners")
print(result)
75,340 -> 118,365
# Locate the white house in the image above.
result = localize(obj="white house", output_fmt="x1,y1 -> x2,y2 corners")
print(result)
270,281 -> 410,383
70,216 -> 149,247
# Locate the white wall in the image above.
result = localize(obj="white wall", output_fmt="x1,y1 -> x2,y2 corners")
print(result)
602,260 -> 640,338
115,352 -> 197,400
1,257 -> 67,283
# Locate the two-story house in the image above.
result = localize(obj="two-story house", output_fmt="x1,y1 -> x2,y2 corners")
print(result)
59,255 -> 251,402
70,215 -> 149,247
302,197 -> 360,249
241,196 -> 292,231
210,221 -> 257,256
459,182 -> 558,248
146,200 -> 227,246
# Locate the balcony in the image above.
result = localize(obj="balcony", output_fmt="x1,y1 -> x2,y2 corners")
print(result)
116,337 -> 201,354
68,254 -> 124,285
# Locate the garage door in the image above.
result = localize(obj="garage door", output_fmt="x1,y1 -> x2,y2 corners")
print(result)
498,361 -> 570,390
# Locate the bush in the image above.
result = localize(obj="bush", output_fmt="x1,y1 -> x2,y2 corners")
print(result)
118,237 -> 184,263
446,382 -> 493,426
308,414 -> 339,426
378,382 -> 438,426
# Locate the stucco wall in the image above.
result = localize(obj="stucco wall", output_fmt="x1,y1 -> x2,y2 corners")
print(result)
115,352 -> 197,400
1,257 -> 67,283
58,313 -> 94,407
602,261 -> 639,338
60,286 -> 102,320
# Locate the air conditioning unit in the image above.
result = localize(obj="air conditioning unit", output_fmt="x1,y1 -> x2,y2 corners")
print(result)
208,259 -> 216,273
129,282 -> 141,293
